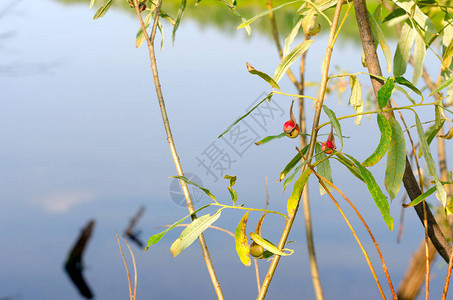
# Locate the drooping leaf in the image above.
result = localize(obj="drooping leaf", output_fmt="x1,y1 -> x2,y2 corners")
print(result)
349,75 -> 363,125
394,76 -> 423,100
315,143 -> 333,196
250,232 -> 292,256
415,114 -> 447,206
170,210 -> 222,257
362,113 -> 392,167
440,127 -> 453,139
246,62 -> 281,90
236,0 -> 301,29
412,29 -> 426,85
171,175 -> 217,202
172,0 -> 187,44
93,0 -> 113,20
218,92 -> 273,138
404,186 -> 437,207
282,163 -> 303,194
393,22 -> 414,76
278,145 -> 309,182
392,0 -> 436,38
287,168 -> 311,217
384,117 -> 406,200
346,154 -> 393,230
136,11 -> 154,48
368,11 -> 392,73
335,153 -> 363,181
284,16 -> 303,57
234,211 -> 251,266
255,213 -> 267,236
145,204 -> 211,251
225,175 -> 237,187
429,76 -> 453,96
377,77 -> 394,109
273,40 -> 315,84
322,105 -> 343,147
227,187 -> 238,205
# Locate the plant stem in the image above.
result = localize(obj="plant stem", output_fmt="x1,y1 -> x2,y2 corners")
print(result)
353,0 -> 452,263
256,2 -> 345,298
132,1 -> 224,298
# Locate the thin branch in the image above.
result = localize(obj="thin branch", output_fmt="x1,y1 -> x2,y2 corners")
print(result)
116,232 -> 133,300
254,258 -> 261,293
123,235 -> 137,300
256,1 -> 345,298
442,249 -> 453,300
131,1 -> 224,298
353,0 -> 452,263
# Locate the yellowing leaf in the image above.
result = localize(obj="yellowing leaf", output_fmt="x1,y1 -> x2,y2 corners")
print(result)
234,212 -> 251,266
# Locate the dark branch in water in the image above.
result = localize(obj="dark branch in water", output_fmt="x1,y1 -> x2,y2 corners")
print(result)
124,205 -> 146,248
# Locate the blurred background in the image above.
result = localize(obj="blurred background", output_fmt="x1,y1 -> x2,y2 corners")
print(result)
0,0 -> 452,299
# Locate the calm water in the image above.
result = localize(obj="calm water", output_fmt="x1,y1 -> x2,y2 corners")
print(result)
1,0 -> 452,299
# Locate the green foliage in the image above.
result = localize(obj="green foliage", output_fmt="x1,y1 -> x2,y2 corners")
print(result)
393,22 -> 414,77
362,113 -> 392,167
315,143 -> 333,196
384,117 -> 406,200
171,175 -> 217,203
322,105 -> 343,147
225,175 -> 238,205
235,212 -> 251,266
287,168 -> 311,217
246,63 -> 281,90
93,0 -> 113,19
377,77 -> 394,109
250,232 -> 292,256
273,40 -> 315,84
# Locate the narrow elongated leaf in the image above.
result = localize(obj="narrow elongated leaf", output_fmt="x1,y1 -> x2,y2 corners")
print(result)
429,76 -> 453,96
90,0 -> 96,9
377,77 -> 394,109
171,175 -> 217,202
419,117 -> 445,157
235,212 -> 251,266
287,168 -> 311,217
404,186 -> 437,207
255,213 -> 267,236
225,175 -> 237,187
145,204 -> 211,251
392,0 -> 436,36
170,210 -> 222,257
412,29 -> 426,84
136,11 -> 153,48
440,127 -> 453,139
368,12 -> 392,73
393,22 -> 414,76
218,92 -> 273,138
283,163 -> 303,194
346,154 -> 393,230
394,76 -> 423,100
315,143 -> 333,196
246,63 -> 280,90
93,0 -> 113,20
335,153 -> 363,181
384,117 -> 406,200
442,39 -> 453,71
227,187 -> 238,205
284,16 -> 303,57
237,0 -> 300,29
278,145 -> 309,182
349,75 -> 363,125
250,232 -> 292,256
255,133 -> 286,145
415,115 -> 447,206
273,40 -> 315,84
172,0 -> 187,43
322,105 -> 343,147
362,113 -> 392,167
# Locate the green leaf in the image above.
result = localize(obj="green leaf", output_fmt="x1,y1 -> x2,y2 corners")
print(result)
287,168 -> 311,217
255,133 -> 286,145
384,117 -> 406,200
429,76 -> 453,96
322,105 -> 343,147
404,186 -> 437,207
172,0 -> 187,44
377,77 -> 395,109
412,29 -> 426,85
224,175 -> 237,187
284,16 -> 303,57
171,175 -> 217,202
90,0 -> 96,9
346,154 -> 394,230
235,212 -> 251,266
145,204 -> 211,251
278,145 -> 309,182
218,92 -> 273,138
227,187 -> 238,205
246,63 -> 281,91
93,0 -> 113,20
170,210 -> 222,257
349,75 -> 363,125
315,143 -> 333,196
136,11 -> 153,48
273,40 -> 315,84
394,76 -> 423,100
393,22 -> 414,76
392,0 -> 436,37
394,85 -> 415,104
415,115 -> 447,206
440,127 -> 453,140
335,153 -> 363,181
236,0 -> 301,29
368,12 -> 392,73
250,232 -> 292,256
362,113 -> 392,167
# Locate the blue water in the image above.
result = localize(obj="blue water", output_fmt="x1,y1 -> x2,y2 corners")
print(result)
1,0 -> 452,299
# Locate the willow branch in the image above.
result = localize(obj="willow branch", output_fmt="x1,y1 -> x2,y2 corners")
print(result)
132,1 -> 224,298
353,0 -> 452,263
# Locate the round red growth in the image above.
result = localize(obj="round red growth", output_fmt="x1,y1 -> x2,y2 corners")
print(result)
283,120 -> 296,132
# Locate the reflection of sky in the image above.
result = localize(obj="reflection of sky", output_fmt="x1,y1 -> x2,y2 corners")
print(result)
0,0 -> 452,299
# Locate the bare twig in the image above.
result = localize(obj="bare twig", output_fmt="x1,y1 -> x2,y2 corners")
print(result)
254,258 -> 261,293
123,236 -> 137,299
131,1 -> 224,298
116,232 -> 134,300
442,248 -> 453,300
